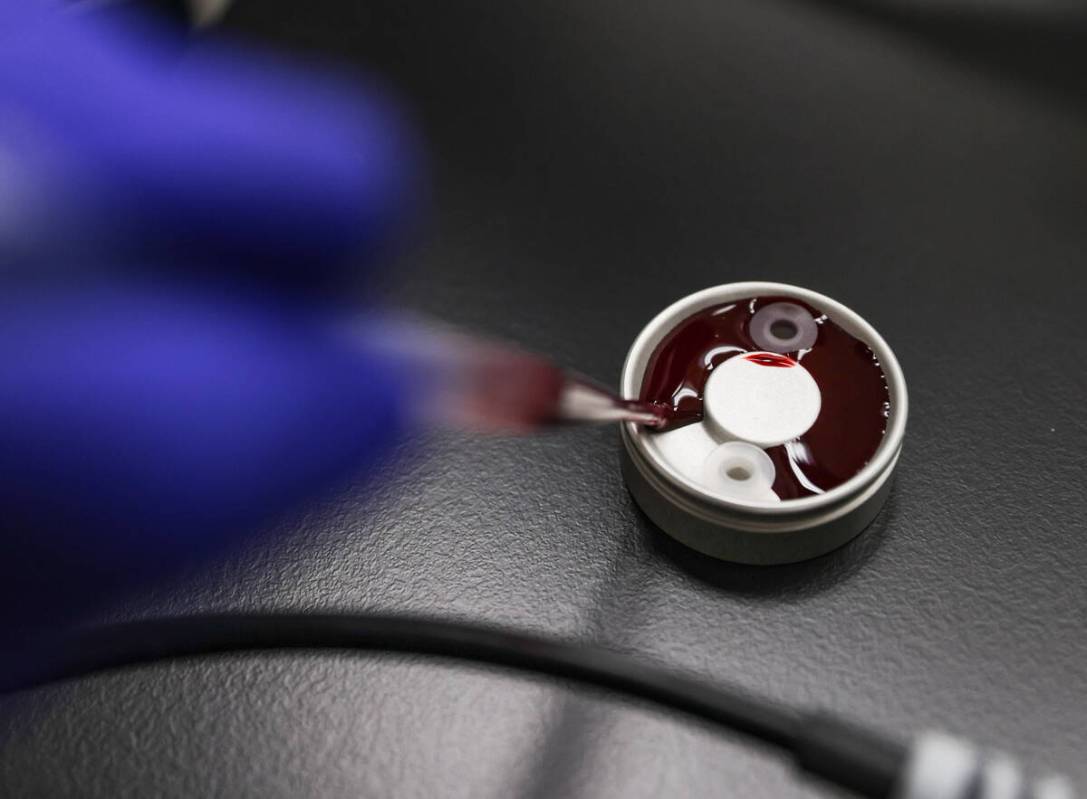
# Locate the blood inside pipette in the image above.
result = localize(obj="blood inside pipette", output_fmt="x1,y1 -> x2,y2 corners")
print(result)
359,318 -> 676,432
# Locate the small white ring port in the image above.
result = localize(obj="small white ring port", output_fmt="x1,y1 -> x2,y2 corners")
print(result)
701,441 -> 778,502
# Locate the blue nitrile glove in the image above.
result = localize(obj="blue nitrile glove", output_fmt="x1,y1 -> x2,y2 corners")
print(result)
0,3 -> 423,643
0,2 -> 419,285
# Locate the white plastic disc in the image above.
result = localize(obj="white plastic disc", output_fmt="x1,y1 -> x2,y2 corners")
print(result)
703,352 -> 821,447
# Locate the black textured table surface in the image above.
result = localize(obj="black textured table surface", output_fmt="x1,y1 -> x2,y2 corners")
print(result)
3,2 -> 1086,796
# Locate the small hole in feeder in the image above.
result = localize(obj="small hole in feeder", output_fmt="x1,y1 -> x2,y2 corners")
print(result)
726,465 -> 751,481
770,319 -> 798,340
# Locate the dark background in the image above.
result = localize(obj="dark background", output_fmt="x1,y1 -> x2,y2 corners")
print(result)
3,1 -> 1086,796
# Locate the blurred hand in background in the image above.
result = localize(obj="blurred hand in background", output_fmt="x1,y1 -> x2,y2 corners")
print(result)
0,1 -> 423,642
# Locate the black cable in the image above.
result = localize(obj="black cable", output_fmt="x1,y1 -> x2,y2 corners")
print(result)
2,613 -> 906,798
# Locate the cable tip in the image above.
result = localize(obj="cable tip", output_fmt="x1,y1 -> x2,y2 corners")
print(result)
896,732 -> 1076,799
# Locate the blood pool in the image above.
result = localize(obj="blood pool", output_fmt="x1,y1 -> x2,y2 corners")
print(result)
638,297 -> 889,500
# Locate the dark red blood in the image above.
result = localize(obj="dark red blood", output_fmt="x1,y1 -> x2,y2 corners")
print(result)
744,352 -> 796,367
630,399 -> 701,428
639,296 -> 889,499
464,350 -> 565,431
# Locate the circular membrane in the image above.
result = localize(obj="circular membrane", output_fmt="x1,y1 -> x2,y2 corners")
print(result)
703,352 -> 821,448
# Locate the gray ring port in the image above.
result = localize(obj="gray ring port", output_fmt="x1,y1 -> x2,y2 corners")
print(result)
749,302 -> 818,353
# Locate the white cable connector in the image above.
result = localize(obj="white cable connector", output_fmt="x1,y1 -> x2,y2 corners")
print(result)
895,732 -> 1076,799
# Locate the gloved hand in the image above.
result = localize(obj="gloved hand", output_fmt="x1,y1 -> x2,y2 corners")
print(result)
0,3 -> 422,642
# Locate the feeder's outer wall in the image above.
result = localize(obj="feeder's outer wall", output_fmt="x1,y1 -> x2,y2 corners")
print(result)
619,282 -> 907,565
